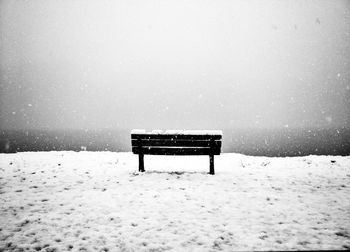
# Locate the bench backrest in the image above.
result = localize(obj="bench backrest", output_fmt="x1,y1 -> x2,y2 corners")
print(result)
131,130 -> 222,155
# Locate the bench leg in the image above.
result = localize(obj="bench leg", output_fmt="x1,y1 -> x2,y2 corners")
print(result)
139,153 -> 145,172
209,154 -> 214,175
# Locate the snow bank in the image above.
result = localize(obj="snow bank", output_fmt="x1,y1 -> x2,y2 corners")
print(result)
0,152 -> 349,251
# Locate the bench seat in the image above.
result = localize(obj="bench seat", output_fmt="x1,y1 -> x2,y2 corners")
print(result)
131,129 -> 222,174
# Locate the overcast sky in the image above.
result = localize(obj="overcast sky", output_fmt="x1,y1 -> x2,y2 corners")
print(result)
0,0 -> 349,131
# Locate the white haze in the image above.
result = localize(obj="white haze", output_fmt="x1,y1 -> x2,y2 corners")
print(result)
0,0 -> 349,131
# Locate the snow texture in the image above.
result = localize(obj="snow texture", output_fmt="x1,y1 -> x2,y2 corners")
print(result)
0,152 -> 350,251
131,129 -> 223,135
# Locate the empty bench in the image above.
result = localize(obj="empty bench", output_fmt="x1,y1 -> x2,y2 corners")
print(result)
131,130 -> 222,175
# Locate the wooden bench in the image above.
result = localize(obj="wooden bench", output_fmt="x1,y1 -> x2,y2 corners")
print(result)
131,130 -> 222,175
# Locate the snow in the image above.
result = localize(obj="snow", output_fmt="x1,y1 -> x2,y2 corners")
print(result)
131,129 -> 223,135
131,129 -> 146,134
0,152 -> 350,251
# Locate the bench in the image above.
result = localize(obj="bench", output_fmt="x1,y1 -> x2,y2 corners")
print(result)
131,130 -> 222,175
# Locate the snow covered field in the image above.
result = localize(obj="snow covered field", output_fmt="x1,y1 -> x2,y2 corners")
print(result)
0,152 -> 349,251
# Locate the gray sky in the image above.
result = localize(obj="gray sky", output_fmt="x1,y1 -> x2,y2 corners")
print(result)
1,0 -> 350,131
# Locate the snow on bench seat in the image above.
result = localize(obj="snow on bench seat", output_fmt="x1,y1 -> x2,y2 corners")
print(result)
131,129 -> 223,136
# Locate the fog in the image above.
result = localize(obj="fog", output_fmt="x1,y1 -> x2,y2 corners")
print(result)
0,0 -> 350,154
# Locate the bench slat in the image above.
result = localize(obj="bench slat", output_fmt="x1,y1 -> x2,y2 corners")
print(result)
132,147 -> 220,155
131,139 -> 221,147
131,134 -> 222,140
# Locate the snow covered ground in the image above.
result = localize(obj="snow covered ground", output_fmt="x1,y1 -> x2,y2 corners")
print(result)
0,152 -> 349,251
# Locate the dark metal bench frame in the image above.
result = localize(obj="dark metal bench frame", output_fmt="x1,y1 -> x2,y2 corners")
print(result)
131,131 -> 222,175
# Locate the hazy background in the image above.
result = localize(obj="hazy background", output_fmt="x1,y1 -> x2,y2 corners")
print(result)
0,0 -> 350,155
